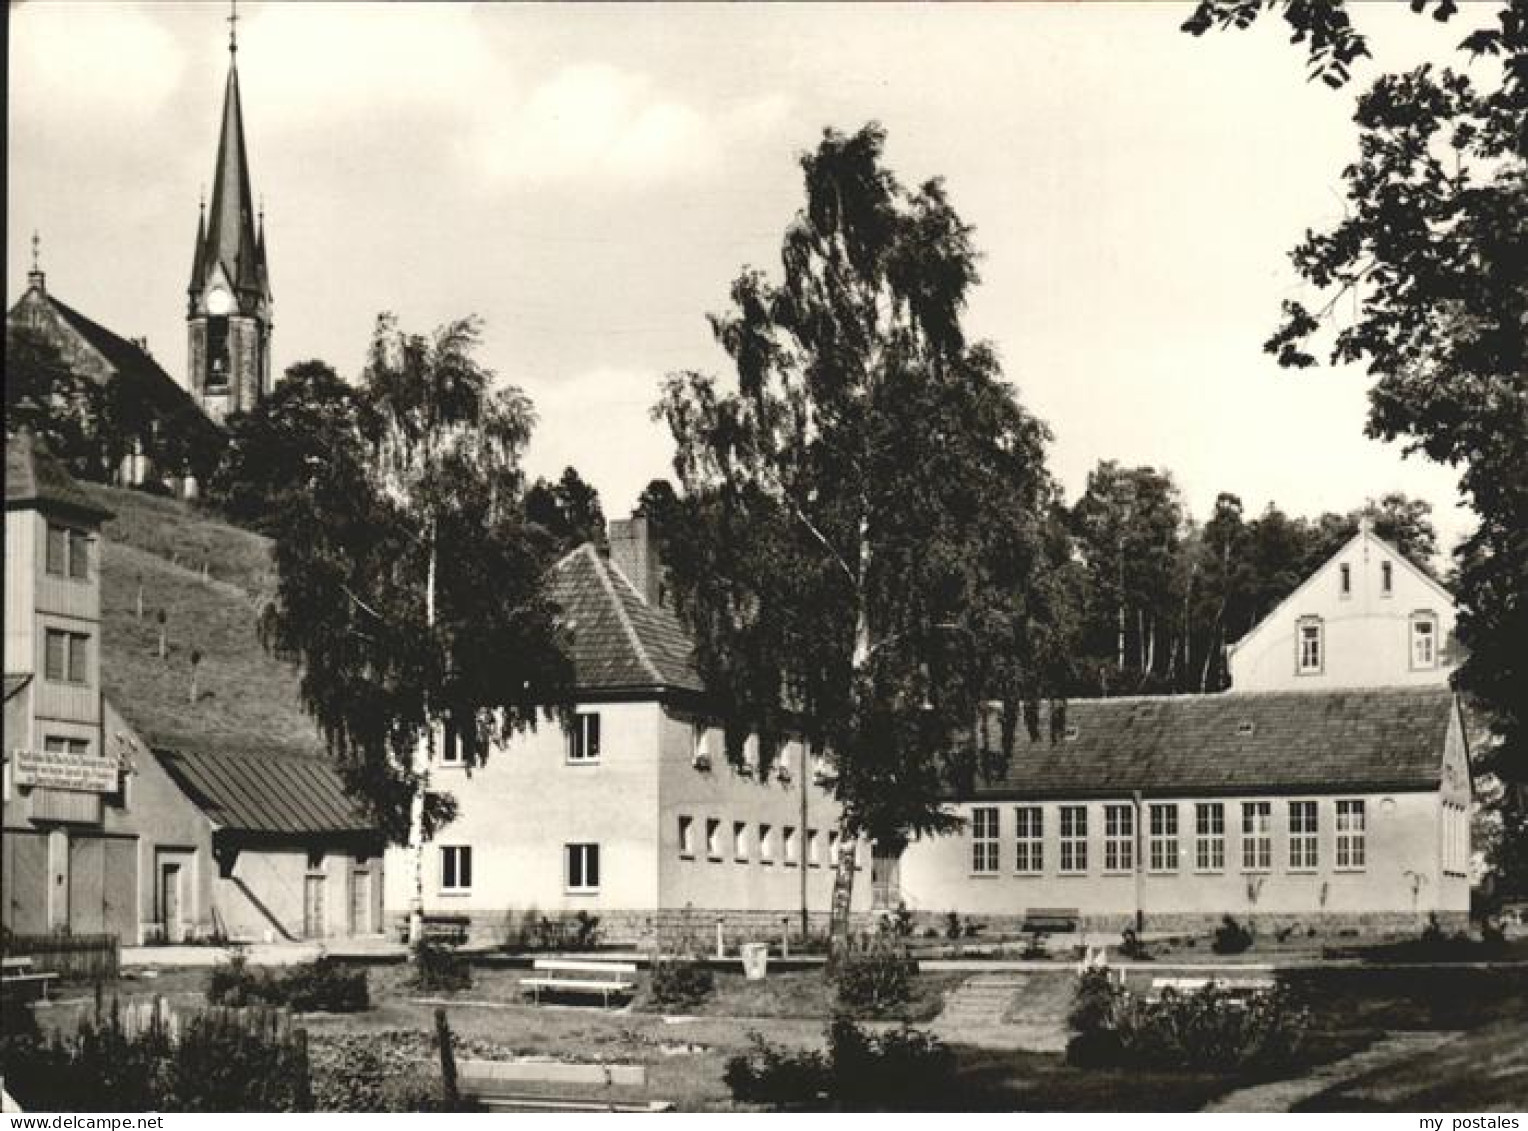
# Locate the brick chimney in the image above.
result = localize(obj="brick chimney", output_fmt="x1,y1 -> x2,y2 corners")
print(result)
608,515 -> 666,607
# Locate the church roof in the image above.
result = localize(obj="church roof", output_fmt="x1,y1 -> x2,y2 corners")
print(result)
40,295 -> 216,433
5,431 -> 114,522
962,687 -> 1458,800
190,54 -> 268,306
547,543 -> 705,696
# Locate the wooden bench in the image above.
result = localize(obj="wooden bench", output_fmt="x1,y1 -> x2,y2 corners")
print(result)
1021,907 -> 1080,937
396,914 -> 471,946
1147,975 -> 1275,1003
1,957 -> 58,1004
519,959 -> 638,1007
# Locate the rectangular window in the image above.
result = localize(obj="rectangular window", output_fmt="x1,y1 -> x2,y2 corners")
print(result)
440,846 -> 472,892
46,525 -> 67,575
69,530 -> 89,580
1381,560 -> 1393,594
1298,621 -> 1323,674
1335,799 -> 1366,870
1339,562 -> 1351,596
784,826 -> 798,867
706,819 -> 722,861
1195,802 -> 1226,871
828,830 -> 840,863
1059,805 -> 1088,874
808,829 -> 821,867
678,816 -> 694,858
565,843 -> 600,892
1149,803 -> 1179,872
567,712 -> 601,763
971,806 -> 1000,874
1242,801 -> 1272,871
440,720 -> 472,765
1289,800 -> 1319,870
43,735 -> 90,756
1411,616 -> 1437,669
759,824 -> 774,864
44,629 -> 90,685
1014,805 -> 1043,874
1104,804 -> 1134,873
734,821 -> 749,862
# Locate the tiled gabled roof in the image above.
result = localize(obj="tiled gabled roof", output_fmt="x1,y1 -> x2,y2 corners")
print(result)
963,687 -> 1456,799
154,747 -> 372,836
546,543 -> 704,696
5,432 -> 114,521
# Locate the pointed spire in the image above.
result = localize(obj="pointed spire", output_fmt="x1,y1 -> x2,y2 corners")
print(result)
189,191 -> 207,299
198,9 -> 264,306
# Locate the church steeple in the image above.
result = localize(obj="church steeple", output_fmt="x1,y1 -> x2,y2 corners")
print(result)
187,1 -> 272,425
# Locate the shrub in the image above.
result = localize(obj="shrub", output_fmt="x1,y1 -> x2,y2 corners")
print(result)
724,1016 -> 953,1110
1065,972 -> 1310,1073
570,911 -> 602,950
943,911 -> 962,940
408,942 -> 472,992
649,957 -> 715,1008
206,953 -> 368,1013
833,946 -> 917,1016
1212,915 -> 1254,955
1120,927 -> 1150,960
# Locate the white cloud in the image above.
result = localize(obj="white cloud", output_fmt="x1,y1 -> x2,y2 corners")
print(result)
10,3 -> 184,127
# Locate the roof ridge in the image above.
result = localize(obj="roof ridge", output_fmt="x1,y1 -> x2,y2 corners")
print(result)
588,548 -> 665,686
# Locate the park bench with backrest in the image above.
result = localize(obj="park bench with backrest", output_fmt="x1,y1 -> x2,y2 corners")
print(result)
519,959 -> 638,1007
1021,907 -> 1080,938
396,913 -> 472,947
1,956 -> 58,1004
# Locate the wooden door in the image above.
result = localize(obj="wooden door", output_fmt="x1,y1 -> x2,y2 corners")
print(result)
303,874 -> 326,939
68,835 -> 106,934
2,830 -> 49,935
103,838 -> 138,942
159,862 -> 183,942
870,849 -> 901,910
348,871 -> 371,936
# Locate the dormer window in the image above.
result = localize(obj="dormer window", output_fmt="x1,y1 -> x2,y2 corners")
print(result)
1410,613 -> 1438,670
1339,563 -> 1351,597
1297,618 -> 1323,675
1381,561 -> 1393,596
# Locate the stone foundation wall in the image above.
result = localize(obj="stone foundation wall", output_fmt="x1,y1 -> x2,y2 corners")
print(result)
899,908 -> 1468,939
385,907 -> 878,951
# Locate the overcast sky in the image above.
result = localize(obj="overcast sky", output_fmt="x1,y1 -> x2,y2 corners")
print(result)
7,2 -> 1484,557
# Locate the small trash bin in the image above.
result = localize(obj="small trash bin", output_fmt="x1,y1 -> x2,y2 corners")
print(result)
740,942 -> 769,980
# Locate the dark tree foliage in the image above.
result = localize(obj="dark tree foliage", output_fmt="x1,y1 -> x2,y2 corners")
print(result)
5,325 -> 108,478
260,314 -> 575,846
208,360 -> 368,533
523,466 -> 607,554
656,124 -> 1076,926
1186,0 -> 1528,785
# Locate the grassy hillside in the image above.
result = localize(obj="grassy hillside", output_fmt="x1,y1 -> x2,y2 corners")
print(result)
81,484 -> 324,759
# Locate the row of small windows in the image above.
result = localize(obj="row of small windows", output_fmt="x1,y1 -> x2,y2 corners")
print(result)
1295,612 -> 1440,675
1338,559 -> 1394,597
438,843 -> 601,895
969,799 -> 1367,876
678,815 -> 832,869
440,711 -> 601,766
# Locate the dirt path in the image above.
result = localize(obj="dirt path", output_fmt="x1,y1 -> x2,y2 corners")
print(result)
1202,1031 -> 1463,1113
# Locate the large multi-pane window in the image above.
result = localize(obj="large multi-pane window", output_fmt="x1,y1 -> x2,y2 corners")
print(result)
567,712 -> 601,763
1195,802 -> 1226,871
440,846 -> 472,892
44,629 -> 90,685
1059,806 -> 1088,874
1148,803 -> 1179,872
1289,800 -> 1319,870
1103,804 -> 1134,873
1014,806 -> 1043,874
1241,801 -> 1272,871
565,843 -> 600,892
45,525 -> 90,580
1335,799 -> 1366,870
971,806 -> 1000,874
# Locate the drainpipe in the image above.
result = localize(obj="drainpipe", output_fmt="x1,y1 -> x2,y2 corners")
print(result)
1133,790 -> 1145,935
799,742 -> 809,938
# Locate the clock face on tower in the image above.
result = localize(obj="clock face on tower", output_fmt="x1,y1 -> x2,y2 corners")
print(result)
206,286 -> 233,316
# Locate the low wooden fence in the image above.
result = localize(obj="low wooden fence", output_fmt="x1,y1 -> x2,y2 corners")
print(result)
3,933 -> 120,981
